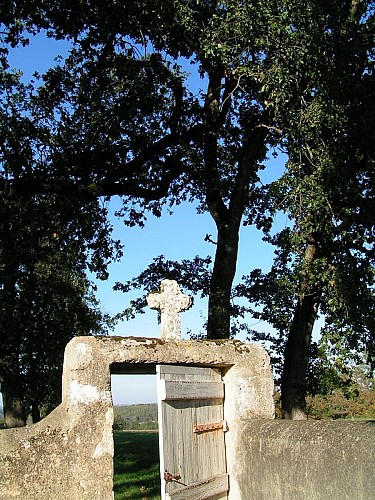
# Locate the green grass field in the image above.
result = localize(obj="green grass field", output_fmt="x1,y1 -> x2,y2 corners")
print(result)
113,431 -> 161,499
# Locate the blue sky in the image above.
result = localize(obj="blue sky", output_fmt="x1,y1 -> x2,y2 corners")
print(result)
6,32 -> 294,405
97,184 -> 287,402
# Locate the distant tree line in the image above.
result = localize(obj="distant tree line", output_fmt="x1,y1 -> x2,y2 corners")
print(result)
113,404 -> 158,431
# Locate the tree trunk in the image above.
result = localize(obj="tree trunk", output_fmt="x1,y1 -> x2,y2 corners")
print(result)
207,219 -> 241,339
281,292 -> 319,419
202,70 -> 268,339
281,240 -> 320,419
1,366 -> 26,428
31,400 -> 41,423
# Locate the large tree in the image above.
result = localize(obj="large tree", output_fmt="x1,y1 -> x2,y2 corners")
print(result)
0,189 -> 116,427
1,0 -> 342,338
1,0 -> 373,420
112,0 -> 375,419
239,0 -> 375,418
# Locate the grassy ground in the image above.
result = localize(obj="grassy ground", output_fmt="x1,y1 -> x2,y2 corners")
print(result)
113,431 -> 161,499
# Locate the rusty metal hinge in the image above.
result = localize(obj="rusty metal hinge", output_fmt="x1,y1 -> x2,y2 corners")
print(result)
164,469 -> 181,482
164,469 -> 187,486
193,420 -> 229,433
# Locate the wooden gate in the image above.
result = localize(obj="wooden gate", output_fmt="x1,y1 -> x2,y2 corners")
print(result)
157,365 -> 229,500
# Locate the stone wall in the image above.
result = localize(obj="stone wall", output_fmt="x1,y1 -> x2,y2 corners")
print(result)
235,419 -> 375,500
0,335 -> 274,499
0,404 -> 113,499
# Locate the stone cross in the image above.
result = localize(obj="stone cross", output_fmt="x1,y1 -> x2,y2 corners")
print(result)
146,279 -> 193,341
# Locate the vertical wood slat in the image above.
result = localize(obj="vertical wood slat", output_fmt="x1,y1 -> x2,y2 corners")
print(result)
157,365 -> 228,500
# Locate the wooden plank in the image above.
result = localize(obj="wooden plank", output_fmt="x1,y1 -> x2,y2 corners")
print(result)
159,379 -> 224,401
158,365 -> 222,378
166,473 -> 229,500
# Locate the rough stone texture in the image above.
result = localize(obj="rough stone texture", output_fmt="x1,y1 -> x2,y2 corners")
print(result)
235,419 -> 375,500
0,335 -> 274,499
0,404 -> 114,499
146,279 -> 193,340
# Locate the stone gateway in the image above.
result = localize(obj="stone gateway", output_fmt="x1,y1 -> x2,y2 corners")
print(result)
0,335 -> 274,499
0,281 -> 374,499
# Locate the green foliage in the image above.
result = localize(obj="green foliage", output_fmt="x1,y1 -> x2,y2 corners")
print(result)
113,431 -> 160,499
0,187 -> 119,420
113,255 -> 211,321
235,1 -> 375,415
306,389 -> 375,420
1,0 -> 374,416
2,0 -> 348,335
306,359 -> 375,419
0,71 -> 123,423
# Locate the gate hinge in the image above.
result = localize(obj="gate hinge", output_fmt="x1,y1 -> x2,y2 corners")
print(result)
193,420 -> 229,433
164,469 -> 187,485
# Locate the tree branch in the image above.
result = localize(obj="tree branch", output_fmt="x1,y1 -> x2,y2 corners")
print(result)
229,115 -> 269,222
4,124 -> 204,200
203,70 -> 229,226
